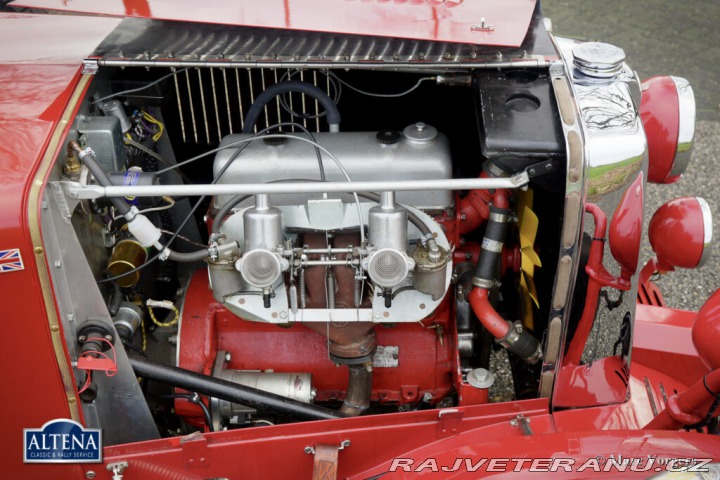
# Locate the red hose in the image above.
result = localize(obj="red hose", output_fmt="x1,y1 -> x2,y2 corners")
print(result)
468,288 -> 511,339
564,204 -> 609,366
645,369 -> 720,430
457,171 -> 510,234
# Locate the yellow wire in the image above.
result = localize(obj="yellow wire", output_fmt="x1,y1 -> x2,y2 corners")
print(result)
142,111 -> 164,142
147,303 -> 179,327
140,319 -> 147,351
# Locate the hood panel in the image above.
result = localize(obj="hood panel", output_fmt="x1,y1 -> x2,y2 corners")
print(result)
11,0 -> 536,46
0,13 -> 121,64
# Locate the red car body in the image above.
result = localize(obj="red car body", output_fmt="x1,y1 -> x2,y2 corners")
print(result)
1,2 -> 719,479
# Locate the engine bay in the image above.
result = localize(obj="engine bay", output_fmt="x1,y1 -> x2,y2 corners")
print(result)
56,63 -> 568,435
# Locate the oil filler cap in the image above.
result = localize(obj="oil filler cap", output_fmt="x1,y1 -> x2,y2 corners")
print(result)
403,122 -> 438,143
572,42 -> 625,79
376,129 -> 401,145
263,133 -> 287,146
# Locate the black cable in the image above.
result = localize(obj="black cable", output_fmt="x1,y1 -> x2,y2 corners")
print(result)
98,136 -> 252,284
163,393 -> 214,432
99,123 -> 322,284
391,285 -> 415,300
122,341 -> 149,359
328,71 -> 435,98
278,69 -> 342,120
686,374 -> 720,430
92,68 -> 190,104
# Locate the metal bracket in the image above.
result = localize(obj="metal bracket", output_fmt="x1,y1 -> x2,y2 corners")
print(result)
57,181 -> 103,200
437,408 -> 464,437
50,182 -> 75,223
304,439 -> 351,455
470,19 -> 494,33
82,59 -> 99,75
106,461 -> 128,480
525,159 -> 556,179
180,432 -> 211,468
509,414 -> 534,435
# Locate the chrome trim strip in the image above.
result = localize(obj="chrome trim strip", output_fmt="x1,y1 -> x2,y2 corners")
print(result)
95,58 -> 552,70
697,196 -> 713,267
670,76 -> 696,178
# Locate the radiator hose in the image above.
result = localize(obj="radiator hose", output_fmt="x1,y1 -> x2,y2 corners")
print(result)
243,81 -> 341,134
469,205 -> 542,364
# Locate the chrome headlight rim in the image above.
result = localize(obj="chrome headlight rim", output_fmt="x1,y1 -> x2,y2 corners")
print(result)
669,75 -> 696,179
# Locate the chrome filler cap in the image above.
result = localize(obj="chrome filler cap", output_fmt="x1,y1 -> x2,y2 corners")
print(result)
573,42 -> 626,79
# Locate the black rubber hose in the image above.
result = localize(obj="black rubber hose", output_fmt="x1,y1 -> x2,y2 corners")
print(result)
108,283 -> 123,317
474,205 -> 511,282
243,81 -> 341,134
166,249 -> 209,263
128,356 -> 347,420
71,142 -> 131,217
212,194 -> 252,234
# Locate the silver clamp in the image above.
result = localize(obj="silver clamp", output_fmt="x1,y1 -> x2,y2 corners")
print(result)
106,461 -> 129,480
304,439 -> 351,455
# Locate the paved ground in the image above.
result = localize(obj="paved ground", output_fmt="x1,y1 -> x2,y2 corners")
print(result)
543,0 -> 720,311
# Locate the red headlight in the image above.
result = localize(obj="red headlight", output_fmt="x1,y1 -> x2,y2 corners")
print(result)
640,75 -> 696,184
648,196 -> 712,271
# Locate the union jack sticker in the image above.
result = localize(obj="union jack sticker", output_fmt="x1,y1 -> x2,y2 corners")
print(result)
0,248 -> 24,273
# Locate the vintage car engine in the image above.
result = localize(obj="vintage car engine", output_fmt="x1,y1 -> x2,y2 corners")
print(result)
46,11 -> 696,438
176,126 -> 459,425
58,61 -> 565,431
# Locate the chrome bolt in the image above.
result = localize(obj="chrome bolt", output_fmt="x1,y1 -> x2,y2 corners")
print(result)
85,471 -> 96,479
225,352 -> 232,362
